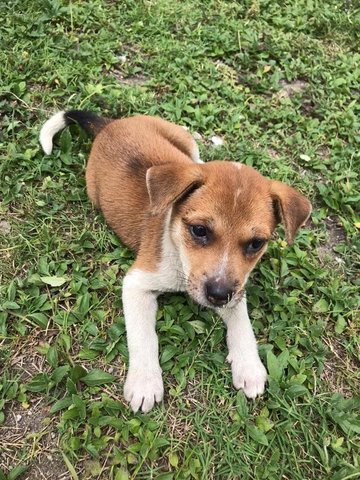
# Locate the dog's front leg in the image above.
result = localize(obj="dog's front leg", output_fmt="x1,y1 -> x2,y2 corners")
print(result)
122,270 -> 164,413
219,296 -> 267,399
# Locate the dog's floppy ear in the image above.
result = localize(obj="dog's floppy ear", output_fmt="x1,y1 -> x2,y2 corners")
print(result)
146,163 -> 203,215
271,181 -> 312,244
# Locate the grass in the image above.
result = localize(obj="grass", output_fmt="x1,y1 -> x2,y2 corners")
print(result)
0,0 -> 359,478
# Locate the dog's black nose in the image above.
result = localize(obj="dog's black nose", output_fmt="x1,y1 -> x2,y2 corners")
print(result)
205,279 -> 234,306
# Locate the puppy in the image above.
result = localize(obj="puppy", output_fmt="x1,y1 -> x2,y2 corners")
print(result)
40,111 -> 312,413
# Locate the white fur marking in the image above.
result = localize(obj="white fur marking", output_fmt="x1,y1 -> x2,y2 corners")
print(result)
191,140 -> 203,164
233,187 -> 241,209
39,111 -> 67,155
214,251 -> 229,281
232,162 -> 243,170
126,212 -> 186,294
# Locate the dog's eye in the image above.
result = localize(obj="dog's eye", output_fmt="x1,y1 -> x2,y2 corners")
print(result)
246,238 -> 266,254
190,225 -> 207,238
189,225 -> 209,244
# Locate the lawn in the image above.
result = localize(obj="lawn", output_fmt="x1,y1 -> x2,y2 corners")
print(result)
0,0 -> 359,479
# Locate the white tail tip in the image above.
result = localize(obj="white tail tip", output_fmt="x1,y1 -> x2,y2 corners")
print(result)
39,111 -> 67,155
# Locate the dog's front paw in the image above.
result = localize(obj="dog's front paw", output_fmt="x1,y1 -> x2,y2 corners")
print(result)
124,369 -> 164,413
228,355 -> 267,399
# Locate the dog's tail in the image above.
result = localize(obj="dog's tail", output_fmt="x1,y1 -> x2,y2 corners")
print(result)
39,110 -> 110,155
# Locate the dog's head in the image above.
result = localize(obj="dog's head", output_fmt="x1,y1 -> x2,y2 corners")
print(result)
146,161 -> 311,308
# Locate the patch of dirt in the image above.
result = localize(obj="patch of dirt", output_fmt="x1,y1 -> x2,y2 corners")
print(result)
214,60 -> 238,85
267,148 -> 281,159
0,220 -> 11,235
273,78 -> 323,119
174,375 -> 214,413
316,145 -> 330,161
317,215 -> 346,265
106,44 -> 150,87
111,70 -> 148,86
324,40 -> 344,58
300,94 -> 318,117
321,337 -> 359,398
167,409 -> 196,440
324,216 -> 346,245
0,398 -> 69,480
0,328 -> 70,477
277,79 -> 309,98
8,329 -> 56,383
22,455 -> 69,480
2,322 -> 128,479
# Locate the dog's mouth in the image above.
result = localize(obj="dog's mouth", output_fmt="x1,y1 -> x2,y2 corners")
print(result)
212,288 -> 245,310
186,280 -> 245,310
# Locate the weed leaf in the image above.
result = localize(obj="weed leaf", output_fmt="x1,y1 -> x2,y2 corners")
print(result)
40,276 -> 68,287
81,369 -> 116,386
247,425 -> 269,446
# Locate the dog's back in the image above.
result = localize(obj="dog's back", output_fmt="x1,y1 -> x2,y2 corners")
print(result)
87,115 -> 200,251
40,112 -> 199,252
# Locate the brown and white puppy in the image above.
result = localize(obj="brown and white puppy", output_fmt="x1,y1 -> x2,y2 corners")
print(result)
40,111 -> 312,413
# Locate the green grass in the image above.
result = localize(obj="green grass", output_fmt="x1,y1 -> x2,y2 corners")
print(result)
1,0 -> 359,479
